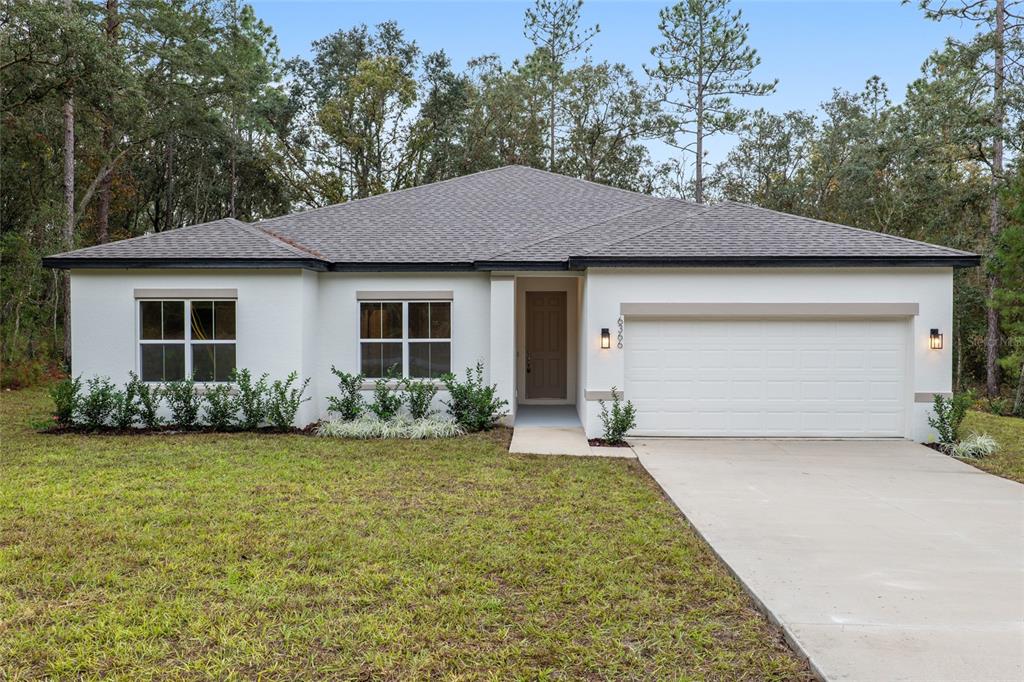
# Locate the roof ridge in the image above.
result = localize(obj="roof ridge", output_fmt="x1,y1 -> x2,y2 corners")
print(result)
507,165 -> 668,201
720,200 -> 977,257
485,200 -> 663,259
577,203 -> 719,255
255,165 -> 518,226
239,223 -> 327,260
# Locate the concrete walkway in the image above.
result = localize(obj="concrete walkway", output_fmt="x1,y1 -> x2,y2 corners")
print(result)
508,405 -> 634,457
634,438 -> 1024,682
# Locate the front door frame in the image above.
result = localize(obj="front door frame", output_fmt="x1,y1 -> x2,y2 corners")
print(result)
515,275 -> 579,406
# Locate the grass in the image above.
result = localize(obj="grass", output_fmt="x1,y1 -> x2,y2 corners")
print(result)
962,410 -> 1024,484
0,386 -> 809,680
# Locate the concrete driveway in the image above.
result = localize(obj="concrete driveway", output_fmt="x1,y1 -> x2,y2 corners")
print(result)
634,439 -> 1024,682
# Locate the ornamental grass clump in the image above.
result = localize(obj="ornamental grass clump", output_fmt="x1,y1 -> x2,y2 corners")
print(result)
316,416 -> 464,439
949,433 -> 999,459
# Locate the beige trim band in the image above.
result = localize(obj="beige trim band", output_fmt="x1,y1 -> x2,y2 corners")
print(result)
915,392 -> 953,403
134,288 -> 237,299
356,290 -> 453,301
619,302 -> 920,318
584,390 -> 619,401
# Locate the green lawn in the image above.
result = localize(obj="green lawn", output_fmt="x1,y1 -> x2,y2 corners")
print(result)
962,410 -> 1024,484
0,387 -> 808,680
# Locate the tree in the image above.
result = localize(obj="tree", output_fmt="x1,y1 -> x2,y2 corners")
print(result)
559,62 -> 665,191
990,167 -> 1024,413
523,0 -> 598,171
283,21 -> 419,202
912,0 -> 1024,396
709,108 -> 815,211
647,0 -> 776,203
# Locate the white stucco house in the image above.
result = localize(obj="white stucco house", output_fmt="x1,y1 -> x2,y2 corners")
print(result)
44,165 -> 978,440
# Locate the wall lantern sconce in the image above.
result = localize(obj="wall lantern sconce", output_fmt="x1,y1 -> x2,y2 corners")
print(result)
601,328 -> 611,349
929,328 -> 943,350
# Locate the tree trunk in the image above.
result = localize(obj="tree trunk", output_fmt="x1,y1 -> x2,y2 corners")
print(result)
549,82 -> 556,171
986,0 -> 1005,397
1013,361 -> 1024,416
96,0 -> 120,243
163,136 -> 175,232
695,98 -> 704,204
61,33 -> 75,366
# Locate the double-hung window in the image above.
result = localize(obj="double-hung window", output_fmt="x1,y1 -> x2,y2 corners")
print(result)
139,300 -> 236,382
359,300 -> 451,378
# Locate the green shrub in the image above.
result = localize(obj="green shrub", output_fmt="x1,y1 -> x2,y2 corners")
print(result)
598,387 -> 636,445
50,376 -> 82,427
110,378 -> 140,429
130,372 -> 163,429
204,383 -> 236,430
266,371 -> 310,431
441,362 -> 508,432
327,366 -> 365,420
78,376 -> 118,430
368,371 -> 402,421
948,432 -> 999,459
164,377 -> 202,429
402,377 -> 439,420
232,368 -> 269,430
928,392 -> 973,445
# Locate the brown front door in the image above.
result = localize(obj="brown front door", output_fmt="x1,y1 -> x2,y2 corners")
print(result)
525,291 -> 567,399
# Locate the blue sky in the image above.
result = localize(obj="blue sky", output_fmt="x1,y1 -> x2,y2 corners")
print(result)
251,0 -> 975,166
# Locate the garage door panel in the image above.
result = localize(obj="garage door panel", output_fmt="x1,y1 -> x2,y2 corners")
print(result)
625,318 -> 908,437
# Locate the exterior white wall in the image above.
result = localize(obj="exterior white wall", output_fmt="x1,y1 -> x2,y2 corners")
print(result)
313,272 -> 492,420
69,269 -> 316,422
580,267 -> 954,442
69,266 -> 956,440
69,269 -> 493,426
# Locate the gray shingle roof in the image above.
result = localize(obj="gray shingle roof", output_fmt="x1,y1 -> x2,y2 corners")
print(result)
45,218 -> 321,264
43,166 -> 979,270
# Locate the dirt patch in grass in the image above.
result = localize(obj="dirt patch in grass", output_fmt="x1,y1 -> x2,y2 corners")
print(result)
1,385 -> 810,680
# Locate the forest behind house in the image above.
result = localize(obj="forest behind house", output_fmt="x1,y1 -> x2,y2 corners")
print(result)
2,0 -> 1022,412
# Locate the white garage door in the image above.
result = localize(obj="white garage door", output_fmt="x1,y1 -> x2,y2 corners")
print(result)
625,318 -> 909,437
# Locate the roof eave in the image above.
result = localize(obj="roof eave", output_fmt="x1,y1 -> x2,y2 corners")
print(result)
569,255 -> 982,269
41,257 -> 329,271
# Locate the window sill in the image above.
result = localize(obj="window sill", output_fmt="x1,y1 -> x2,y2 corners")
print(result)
359,379 -> 447,390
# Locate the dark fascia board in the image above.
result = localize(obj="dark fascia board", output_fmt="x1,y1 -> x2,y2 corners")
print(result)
327,261 -> 477,272
472,260 -> 571,271
569,255 -> 982,269
43,253 -> 982,271
41,257 -> 330,271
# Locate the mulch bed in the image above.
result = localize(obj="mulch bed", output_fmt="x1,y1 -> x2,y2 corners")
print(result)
587,438 -> 631,448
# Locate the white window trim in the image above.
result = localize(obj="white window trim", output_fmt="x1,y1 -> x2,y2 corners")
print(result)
137,299 -> 237,383
358,300 -> 452,379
